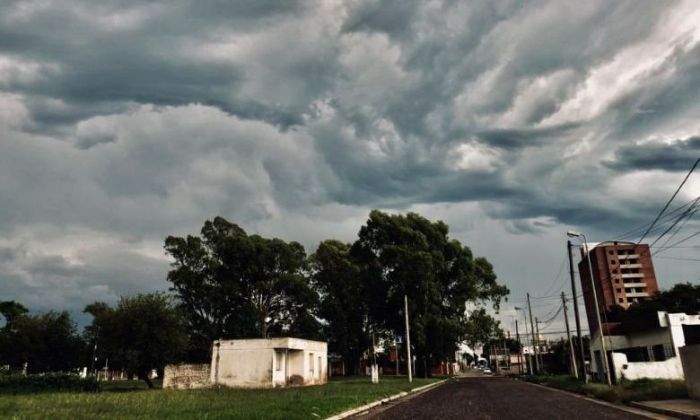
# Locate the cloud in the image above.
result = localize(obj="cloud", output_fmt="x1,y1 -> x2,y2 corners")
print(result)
0,0 -> 699,324
605,137 -> 700,172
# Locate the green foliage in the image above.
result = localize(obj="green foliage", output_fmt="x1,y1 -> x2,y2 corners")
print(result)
0,377 -> 437,419
310,240 -> 368,374
351,210 -> 508,370
0,373 -> 99,394
164,217 -> 319,359
0,304 -> 84,373
85,293 -> 188,388
464,308 -> 503,349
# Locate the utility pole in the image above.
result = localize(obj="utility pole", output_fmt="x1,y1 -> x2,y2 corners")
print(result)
404,295 -> 412,383
568,240 -> 587,383
527,293 -> 540,374
561,292 -> 578,378
515,319 -> 523,375
535,318 -> 544,372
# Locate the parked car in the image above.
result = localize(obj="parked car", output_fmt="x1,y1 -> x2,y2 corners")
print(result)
482,368 -> 493,375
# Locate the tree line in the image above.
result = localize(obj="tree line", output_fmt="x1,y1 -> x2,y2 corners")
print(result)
0,210 -> 510,384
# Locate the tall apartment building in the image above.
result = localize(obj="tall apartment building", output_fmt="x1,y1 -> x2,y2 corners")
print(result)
577,241 -> 659,335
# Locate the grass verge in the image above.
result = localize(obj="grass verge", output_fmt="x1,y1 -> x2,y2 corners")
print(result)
524,374 -> 687,403
0,376 -> 439,419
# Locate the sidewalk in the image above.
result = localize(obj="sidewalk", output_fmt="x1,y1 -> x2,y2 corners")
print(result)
631,399 -> 700,420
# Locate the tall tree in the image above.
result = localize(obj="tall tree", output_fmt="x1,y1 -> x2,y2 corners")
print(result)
164,216 -> 319,359
351,210 -> 509,375
310,240 -> 368,374
463,308 -> 503,351
85,293 -> 187,388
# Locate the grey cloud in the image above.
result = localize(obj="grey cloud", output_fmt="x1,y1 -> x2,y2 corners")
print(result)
605,137 -> 700,172
475,123 -> 580,150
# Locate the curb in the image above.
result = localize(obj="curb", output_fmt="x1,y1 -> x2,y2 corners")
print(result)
520,380 -> 672,419
630,401 -> 700,420
324,379 -> 449,420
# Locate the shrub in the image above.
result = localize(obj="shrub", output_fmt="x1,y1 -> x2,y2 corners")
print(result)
0,373 -> 100,394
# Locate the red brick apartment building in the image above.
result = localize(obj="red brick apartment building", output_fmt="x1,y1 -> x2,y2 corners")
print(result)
577,241 -> 659,335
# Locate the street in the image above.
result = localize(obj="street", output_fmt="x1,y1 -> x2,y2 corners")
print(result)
357,376 -> 650,420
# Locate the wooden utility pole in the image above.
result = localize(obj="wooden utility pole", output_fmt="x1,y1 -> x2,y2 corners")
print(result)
515,319 -> 523,375
527,293 -> 540,373
567,240 -> 587,382
561,292 -> 579,378
404,295 -> 412,383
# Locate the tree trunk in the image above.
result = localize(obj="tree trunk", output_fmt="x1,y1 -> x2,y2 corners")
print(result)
138,369 -> 154,389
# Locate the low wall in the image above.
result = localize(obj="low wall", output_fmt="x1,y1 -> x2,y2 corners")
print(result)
611,352 -> 684,381
163,364 -> 211,390
680,345 -> 700,399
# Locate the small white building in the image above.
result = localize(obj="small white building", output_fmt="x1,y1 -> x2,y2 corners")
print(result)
211,337 -> 327,388
590,311 -> 700,381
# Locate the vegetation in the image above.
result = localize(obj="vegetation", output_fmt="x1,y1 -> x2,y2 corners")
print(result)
83,293 -> 188,388
525,374 -> 688,403
0,301 -> 85,374
0,376 -> 439,419
0,373 -> 99,394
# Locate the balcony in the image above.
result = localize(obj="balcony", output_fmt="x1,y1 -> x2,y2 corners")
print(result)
621,273 -> 644,279
619,263 -> 642,269
626,291 -> 650,298
623,282 -> 647,288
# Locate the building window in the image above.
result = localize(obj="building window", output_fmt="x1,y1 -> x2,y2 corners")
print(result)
309,353 -> 314,374
618,298 -> 624,303
616,288 -> 622,294
318,356 -> 322,378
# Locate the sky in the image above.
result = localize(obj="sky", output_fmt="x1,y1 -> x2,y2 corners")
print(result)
1,0 -> 699,336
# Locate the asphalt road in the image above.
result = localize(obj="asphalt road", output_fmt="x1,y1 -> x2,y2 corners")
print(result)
357,377 -> 648,420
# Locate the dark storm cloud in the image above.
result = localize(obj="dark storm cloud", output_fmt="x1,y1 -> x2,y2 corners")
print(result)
1,0 -> 699,315
475,123 -> 580,150
606,137 -> 700,172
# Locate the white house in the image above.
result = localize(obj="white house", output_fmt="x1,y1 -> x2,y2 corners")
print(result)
589,311 -> 700,381
211,337 -> 327,388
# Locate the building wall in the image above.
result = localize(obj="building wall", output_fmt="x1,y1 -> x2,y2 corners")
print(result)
578,242 -> 658,335
163,364 -> 211,389
611,352 -> 683,381
211,338 -> 327,388
680,345 -> 700,400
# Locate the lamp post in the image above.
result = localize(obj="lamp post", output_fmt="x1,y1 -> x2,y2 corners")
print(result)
567,231 -> 612,386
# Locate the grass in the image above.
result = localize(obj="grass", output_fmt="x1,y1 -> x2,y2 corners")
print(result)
0,376 -> 440,419
525,374 -> 688,404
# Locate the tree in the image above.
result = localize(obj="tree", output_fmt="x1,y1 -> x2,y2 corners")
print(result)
310,240 -> 368,375
464,308 -> 503,350
85,293 -> 187,388
164,217 -> 319,359
351,210 -> 509,375
0,303 -> 84,373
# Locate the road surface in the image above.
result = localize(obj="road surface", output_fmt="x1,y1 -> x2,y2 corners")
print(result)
357,377 -> 651,420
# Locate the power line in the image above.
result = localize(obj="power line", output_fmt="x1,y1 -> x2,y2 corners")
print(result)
638,156 -> 700,244
615,196 -> 699,240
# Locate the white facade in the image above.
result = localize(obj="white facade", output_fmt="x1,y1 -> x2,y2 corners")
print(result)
211,337 -> 327,388
589,312 -> 700,381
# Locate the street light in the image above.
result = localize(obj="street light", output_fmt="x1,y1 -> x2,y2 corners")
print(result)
567,230 -> 612,386
514,306 -> 532,375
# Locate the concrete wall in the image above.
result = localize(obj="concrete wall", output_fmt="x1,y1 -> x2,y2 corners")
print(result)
680,345 -> 700,400
163,364 -> 211,390
211,338 -> 327,388
611,352 -> 684,381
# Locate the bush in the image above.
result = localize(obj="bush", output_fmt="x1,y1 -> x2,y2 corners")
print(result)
0,373 -> 100,394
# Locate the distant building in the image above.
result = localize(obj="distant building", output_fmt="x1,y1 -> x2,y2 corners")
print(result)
577,241 -> 659,335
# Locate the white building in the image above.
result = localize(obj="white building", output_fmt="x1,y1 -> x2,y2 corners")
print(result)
589,311 -> 700,381
211,337 -> 327,388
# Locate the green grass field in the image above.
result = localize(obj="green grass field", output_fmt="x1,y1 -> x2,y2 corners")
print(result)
0,376 -> 439,419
